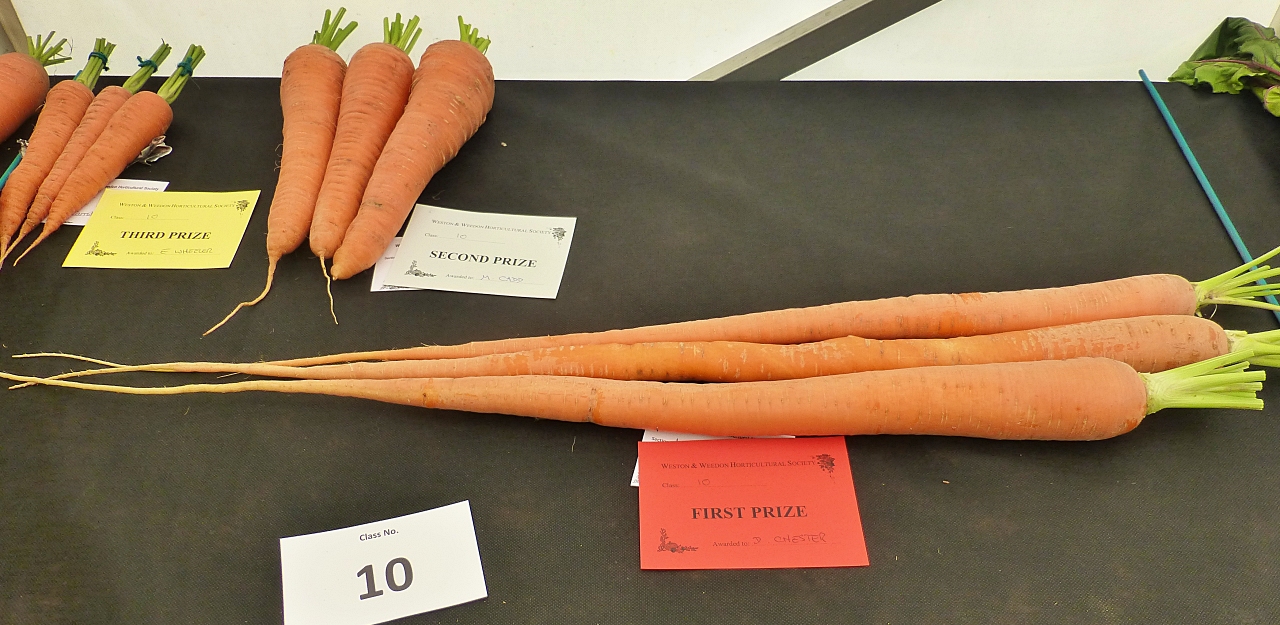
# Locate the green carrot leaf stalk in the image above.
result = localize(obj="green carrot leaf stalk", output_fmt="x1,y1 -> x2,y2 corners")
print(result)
27,31 -> 71,67
313,7 -> 358,51
1193,244 -> 1280,311
383,13 -> 422,54
458,16 -> 491,54
72,38 -> 115,89
1141,351 -> 1265,413
1226,328 -> 1280,367
122,43 -> 172,94
156,45 -> 205,105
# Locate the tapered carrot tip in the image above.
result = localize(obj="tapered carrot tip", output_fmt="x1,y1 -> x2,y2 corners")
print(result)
11,227 -> 49,265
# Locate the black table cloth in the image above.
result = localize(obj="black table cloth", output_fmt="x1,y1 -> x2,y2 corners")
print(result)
2,77 -> 1278,624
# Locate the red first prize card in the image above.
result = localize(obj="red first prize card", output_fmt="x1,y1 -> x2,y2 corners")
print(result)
638,436 -> 868,570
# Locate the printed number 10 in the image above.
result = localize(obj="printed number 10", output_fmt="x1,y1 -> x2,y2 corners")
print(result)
358,557 -> 414,600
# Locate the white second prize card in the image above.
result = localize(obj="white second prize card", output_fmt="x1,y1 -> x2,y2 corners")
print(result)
279,501 -> 487,625
385,205 -> 576,298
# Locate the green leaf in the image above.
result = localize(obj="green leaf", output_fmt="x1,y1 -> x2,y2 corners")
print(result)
1170,17 -> 1280,115
1255,84 -> 1280,115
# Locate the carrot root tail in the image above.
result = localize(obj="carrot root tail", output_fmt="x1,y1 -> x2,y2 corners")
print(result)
205,258 -> 278,336
321,255 -> 338,325
12,351 -> 130,366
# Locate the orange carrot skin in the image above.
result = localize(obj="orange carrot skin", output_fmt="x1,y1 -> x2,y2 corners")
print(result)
0,80 -> 94,251
0,52 -> 49,142
223,314 -> 1231,382
269,44 -> 347,259
269,273 -> 1201,366
38,90 -> 172,243
309,43 -> 414,258
21,85 -> 132,241
249,358 -> 1151,440
330,39 -> 495,279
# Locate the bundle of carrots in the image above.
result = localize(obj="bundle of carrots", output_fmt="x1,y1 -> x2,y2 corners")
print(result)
8,249 -> 1280,441
207,10 -> 496,334
0,40 -> 203,266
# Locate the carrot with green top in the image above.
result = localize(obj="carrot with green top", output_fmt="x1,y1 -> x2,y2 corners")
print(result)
8,43 -> 171,260
0,37 -> 115,263
205,9 -> 357,335
329,16 -> 494,280
309,13 -> 419,320
0,33 -> 70,143
260,247 -> 1280,367
0,353 -> 1263,441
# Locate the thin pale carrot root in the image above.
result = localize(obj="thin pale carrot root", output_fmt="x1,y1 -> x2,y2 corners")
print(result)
204,258 -> 277,336
322,255 -> 337,325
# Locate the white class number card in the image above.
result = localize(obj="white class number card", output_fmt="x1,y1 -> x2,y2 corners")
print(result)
279,501 -> 487,625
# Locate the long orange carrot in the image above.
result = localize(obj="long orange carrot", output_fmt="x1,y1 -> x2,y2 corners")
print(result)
205,10 -> 356,335
264,248 -> 1280,367
0,38 -> 114,262
15,45 -> 202,263
329,17 -> 494,280
8,44 -> 170,259
0,34 -> 68,143
0,353 -> 1262,440
28,315 -> 1279,386
308,14 -> 418,265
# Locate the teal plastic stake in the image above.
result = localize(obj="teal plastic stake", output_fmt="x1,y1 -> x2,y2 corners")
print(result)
0,151 -> 20,191
1139,68 -> 1280,324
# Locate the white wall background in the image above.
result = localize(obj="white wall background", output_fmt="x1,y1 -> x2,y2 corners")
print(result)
16,0 -> 1280,80
789,0 -> 1280,80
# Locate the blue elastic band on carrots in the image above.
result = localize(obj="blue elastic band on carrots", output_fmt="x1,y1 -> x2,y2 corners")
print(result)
89,50 -> 109,70
137,56 -> 158,71
1138,68 -> 1280,324
176,59 -> 194,76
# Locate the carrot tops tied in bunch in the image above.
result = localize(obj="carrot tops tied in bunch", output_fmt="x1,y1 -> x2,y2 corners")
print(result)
11,42 -> 173,259
16,44 -> 203,264
0,37 -> 116,263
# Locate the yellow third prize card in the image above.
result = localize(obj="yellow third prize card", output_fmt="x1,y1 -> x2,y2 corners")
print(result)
64,189 -> 260,269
